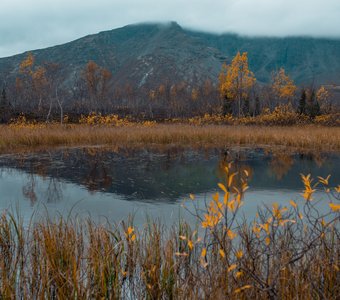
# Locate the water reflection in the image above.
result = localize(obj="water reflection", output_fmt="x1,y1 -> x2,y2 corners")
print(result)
0,147 -> 339,224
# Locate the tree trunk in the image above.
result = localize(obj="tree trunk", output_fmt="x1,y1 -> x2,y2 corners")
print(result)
55,87 -> 63,125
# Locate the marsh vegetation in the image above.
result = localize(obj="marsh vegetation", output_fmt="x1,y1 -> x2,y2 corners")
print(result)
0,123 -> 339,154
0,162 -> 339,299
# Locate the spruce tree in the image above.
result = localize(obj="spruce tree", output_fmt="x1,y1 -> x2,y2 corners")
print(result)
313,100 -> 321,116
242,96 -> 250,116
222,95 -> 232,116
255,96 -> 260,116
306,88 -> 320,118
298,89 -> 306,115
0,88 -> 11,123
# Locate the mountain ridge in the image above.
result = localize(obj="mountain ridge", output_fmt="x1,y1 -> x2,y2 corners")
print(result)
1,22 -> 340,90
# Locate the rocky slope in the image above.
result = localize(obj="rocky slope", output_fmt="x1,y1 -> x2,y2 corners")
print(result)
1,22 -> 340,89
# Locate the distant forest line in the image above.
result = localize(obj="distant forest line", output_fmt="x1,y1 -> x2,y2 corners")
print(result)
0,51 -> 339,124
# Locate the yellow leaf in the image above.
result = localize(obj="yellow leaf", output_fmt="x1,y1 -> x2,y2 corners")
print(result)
188,240 -> 194,250
234,285 -> 252,294
329,203 -> 340,212
223,192 -> 230,205
127,226 -> 134,235
279,219 -> 296,226
224,166 -> 229,175
212,192 -> 219,203
318,175 -> 331,185
218,183 -> 227,193
227,229 -> 237,240
175,252 -> 188,257
290,200 -> 297,208
227,199 -> 236,212
219,249 -> 226,258
272,202 -> 279,211
236,250 -> 243,259
265,237 -> 270,246
189,194 -> 195,200
259,223 -> 270,234
201,248 -> 207,258
228,264 -> 237,272
228,173 -> 237,188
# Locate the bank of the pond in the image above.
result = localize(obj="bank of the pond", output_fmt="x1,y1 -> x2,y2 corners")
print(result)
0,124 -> 340,154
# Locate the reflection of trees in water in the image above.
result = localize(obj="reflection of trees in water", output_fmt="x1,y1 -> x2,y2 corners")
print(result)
82,149 -> 113,192
45,177 -> 63,203
298,153 -> 326,168
20,157 -> 64,204
22,174 -> 37,205
22,174 -> 64,204
269,153 -> 294,180
22,160 -> 38,205
268,152 -> 328,181
0,167 -> 17,178
1,147 -> 338,203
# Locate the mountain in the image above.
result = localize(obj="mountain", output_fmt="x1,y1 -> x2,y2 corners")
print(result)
1,21 -> 340,90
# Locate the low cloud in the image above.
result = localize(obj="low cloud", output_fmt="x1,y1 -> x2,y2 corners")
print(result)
1,0 -> 340,57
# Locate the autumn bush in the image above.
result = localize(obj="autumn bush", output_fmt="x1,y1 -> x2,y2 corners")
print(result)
314,113 -> 340,126
186,108 -> 339,126
238,105 -> 308,126
9,114 -> 47,129
0,163 -> 339,299
7,105 -> 340,128
79,112 -> 132,126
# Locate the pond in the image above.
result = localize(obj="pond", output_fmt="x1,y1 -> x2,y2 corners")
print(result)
0,147 -> 339,226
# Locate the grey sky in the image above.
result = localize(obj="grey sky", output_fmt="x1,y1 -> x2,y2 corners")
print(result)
1,0 -> 340,58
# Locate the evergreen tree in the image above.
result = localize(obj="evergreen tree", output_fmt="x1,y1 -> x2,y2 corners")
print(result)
313,100 -> 321,116
242,96 -> 250,116
254,96 -> 260,116
298,89 -> 306,114
0,88 -> 11,123
306,88 -> 320,118
222,95 -> 232,116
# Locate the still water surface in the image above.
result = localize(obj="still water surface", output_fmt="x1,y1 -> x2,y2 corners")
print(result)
0,147 -> 339,226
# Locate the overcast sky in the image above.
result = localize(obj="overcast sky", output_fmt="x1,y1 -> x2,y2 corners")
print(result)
1,0 -> 340,58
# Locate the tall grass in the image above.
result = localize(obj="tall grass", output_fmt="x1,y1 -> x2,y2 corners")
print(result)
0,124 -> 339,153
0,164 -> 339,299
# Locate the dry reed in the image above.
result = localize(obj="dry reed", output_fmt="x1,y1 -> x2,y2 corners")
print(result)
0,164 -> 339,299
0,124 -> 339,154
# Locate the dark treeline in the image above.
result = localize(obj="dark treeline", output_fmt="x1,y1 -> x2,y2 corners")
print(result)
0,52 -> 339,123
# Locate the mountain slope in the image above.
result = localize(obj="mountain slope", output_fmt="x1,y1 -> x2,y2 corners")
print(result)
1,22 -> 340,89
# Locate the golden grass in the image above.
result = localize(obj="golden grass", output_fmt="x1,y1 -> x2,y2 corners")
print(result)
0,123 -> 339,153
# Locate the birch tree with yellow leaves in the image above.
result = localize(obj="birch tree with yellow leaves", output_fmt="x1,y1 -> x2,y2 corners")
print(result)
219,52 -> 256,117
271,68 -> 296,107
316,85 -> 331,113
17,52 -> 35,110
